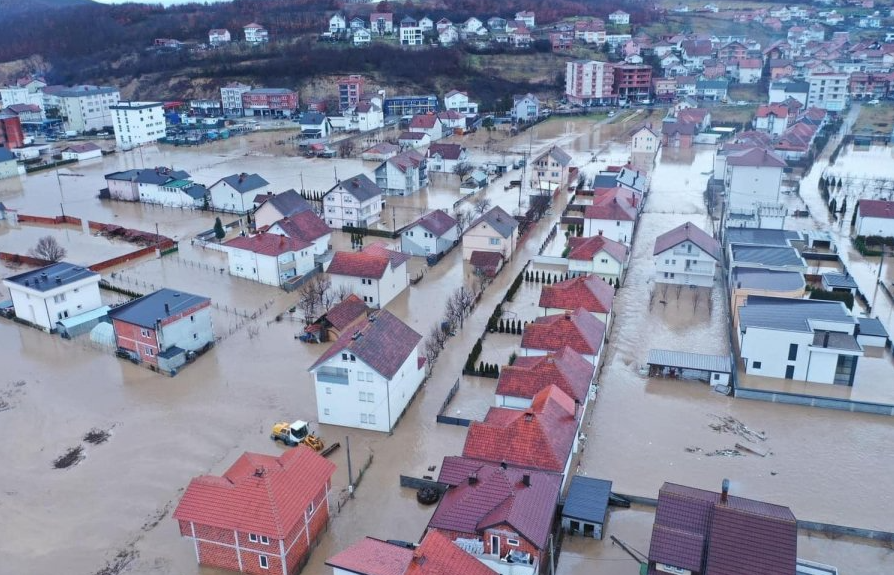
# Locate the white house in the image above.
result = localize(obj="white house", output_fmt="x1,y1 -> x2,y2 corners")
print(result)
308,310 -> 423,433
514,11 -> 535,28
59,142 -> 102,162
400,209 -> 458,257
398,131 -> 430,150
327,243 -> 410,309
738,296 -> 862,385
253,189 -> 314,229
110,101 -> 165,149
462,206 -> 519,260
444,90 -> 479,115
0,148 -> 22,179
267,210 -> 332,256
353,29 -> 372,46
438,26 -> 459,45
436,110 -> 466,132
351,99 -> 384,131
243,23 -> 269,43
209,172 -> 271,214
566,235 -> 629,283
103,166 -> 203,208
297,111 -> 331,139
463,17 -> 484,34
322,174 -> 383,228
208,28 -> 231,45
608,10 -> 630,25
399,17 -> 424,45
583,187 -> 639,244
407,114 -> 443,140
532,146 -> 573,192
653,222 -> 721,287
329,13 -> 347,33
425,143 -> 467,173
3,262 -> 102,332
374,150 -> 428,195
631,126 -> 660,154
419,16 -> 434,31
511,93 -> 540,122
719,146 -> 786,213
855,200 -> 894,238
223,233 -> 314,287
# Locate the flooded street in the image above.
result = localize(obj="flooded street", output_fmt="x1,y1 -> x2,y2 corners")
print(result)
1,114 -> 893,575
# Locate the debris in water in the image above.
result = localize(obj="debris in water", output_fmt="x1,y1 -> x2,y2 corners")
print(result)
705,449 -> 743,458
93,547 -> 137,575
84,428 -> 111,445
709,414 -> 767,443
684,446 -> 703,453
53,446 -> 85,469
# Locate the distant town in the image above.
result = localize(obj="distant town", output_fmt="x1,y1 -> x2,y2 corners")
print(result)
1,1 -> 894,575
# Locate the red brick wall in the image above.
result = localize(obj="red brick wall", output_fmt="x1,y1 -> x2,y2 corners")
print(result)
283,481 -> 331,574
89,241 -> 174,272
112,319 -> 159,365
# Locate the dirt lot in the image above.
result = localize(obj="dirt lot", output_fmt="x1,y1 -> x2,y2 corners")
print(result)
852,102 -> 894,135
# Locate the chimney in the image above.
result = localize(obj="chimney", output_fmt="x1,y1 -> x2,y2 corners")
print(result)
524,411 -> 534,422
55,276 -> 61,284
500,460 -> 507,469
164,303 -> 170,314
254,466 -> 266,478
574,398 -> 581,418
468,473 -> 478,485
522,474 -> 531,487
823,331 -> 830,348
721,478 -> 730,504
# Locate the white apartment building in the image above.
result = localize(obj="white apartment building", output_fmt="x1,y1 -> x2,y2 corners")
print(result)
0,86 -> 44,114
322,174 -> 383,228
717,146 -> 786,213
565,60 -> 615,105
806,73 -> 849,112
653,222 -> 721,287
3,262 -> 102,332
56,85 -> 121,133
444,90 -> 479,115
220,82 -> 251,116
110,101 -> 165,149
399,18 -> 424,45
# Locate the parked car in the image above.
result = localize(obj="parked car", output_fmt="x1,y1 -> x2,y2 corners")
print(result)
867,99 -> 880,105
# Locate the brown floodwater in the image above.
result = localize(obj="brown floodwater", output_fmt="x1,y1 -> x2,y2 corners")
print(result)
1,115 -> 891,575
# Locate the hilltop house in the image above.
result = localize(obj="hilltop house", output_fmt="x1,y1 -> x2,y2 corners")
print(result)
653,222 -> 721,287
375,150 -> 428,195
224,233 -> 314,287
511,93 -> 540,122
173,447 -> 335,575
208,28 -> 231,45
266,210 -> 332,255
308,310 -> 423,433
2,262 -> 102,332
209,173 -> 271,214
400,209 -> 458,257
566,235 -> 629,282
327,243 -> 410,309
322,174 -> 383,228
521,308 -> 606,366
109,288 -> 213,374
444,90 -> 479,115
243,22 -> 269,44
426,143 -> 467,173
253,189 -> 314,229
462,206 -> 519,260
496,347 -> 595,409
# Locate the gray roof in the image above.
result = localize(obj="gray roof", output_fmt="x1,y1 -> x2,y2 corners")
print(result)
731,267 -> 805,291
858,317 -> 889,338
738,295 -> 855,333
822,272 -> 858,290
646,349 -> 732,373
812,331 -> 862,352
110,102 -> 161,111
696,79 -> 729,89
562,476 -> 612,524
771,81 -> 809,94
730,244 -> 805,268
264,189 -> 313,217
183,184 -> 207,200
298,112 -> 327,126
329,174 -> 383,202
56,85 -> 119,98
109,288 -> 210,329
725,228 -> 802,247
470,206 -> 518,238
105,168 -> 190,185
245,88 -> 294,95
616,167 -> 646,193
592,174 -> 618,189
539,146 -> 571,167
216,173 -> 269,194
4,262 -> 99,292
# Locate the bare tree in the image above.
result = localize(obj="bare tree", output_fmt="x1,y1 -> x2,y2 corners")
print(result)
29,235 -> 67,262
312,275 -> 333,311
298,282 -> 319,324
454,208 -> 473,235
338,139 -> 355,158
472,197 -> 492,216
331,283 -> 353,304
452,161 -> 474,181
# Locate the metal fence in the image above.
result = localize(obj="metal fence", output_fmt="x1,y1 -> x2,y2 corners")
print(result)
435,378 -> 472,427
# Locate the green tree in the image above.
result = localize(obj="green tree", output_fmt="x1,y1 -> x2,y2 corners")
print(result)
213,217 -> 225,242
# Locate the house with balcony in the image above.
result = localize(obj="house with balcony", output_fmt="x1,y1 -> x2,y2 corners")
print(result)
370,12 -> 393,35
496,347 -> 594,410
223,233 -> 314,287
426,143 -> 467,173
521,308 -> 606,366
375,150 -> 428,195
327,243 -> 410,309
444,90 -> 479,115
653,222 -> 721,287
266,210 -> 331,256
426,457 -> 561,575
400,209 -> 458,257
243,22 -> 269,43
308,310 -> 423,432
511,93 -> 540,122
3,262 -> 102,332
462,206 -> 519,261
322,174 -> 383,228
582,187 -> 640,244
566,235 -> 629,282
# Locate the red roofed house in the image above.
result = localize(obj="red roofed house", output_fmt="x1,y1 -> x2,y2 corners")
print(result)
173,447 -> 336,575
566,234 -> 629,282
375,150 -> 429,195
469,250 -> 505,278
328,530 -> 498,575
653,221 -> 721,287
425,457 -> 561,575
267,210 -> 332,255
496,346 -> 595,409
583,187 -> 639,243
855,199 -> 894,238
647,480 -> 797,575
224,232 -> 314,287
327,242 -> 410,308
425,142 -> 468,173
305,293 -> 369,342
308,309 -> 424,432
407,113 -> 444,140
754,103 -> 794,137
400,209 -> 459,257
539,274 -> 615,325
521,308 -> 606,366
462,385 -> 581,481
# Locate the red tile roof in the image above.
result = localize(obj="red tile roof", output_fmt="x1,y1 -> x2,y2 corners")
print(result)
427,143 -> 465,161
677,108 -> 709,125
496,347 -> 594,404
309,310 -> 421,379
567,235 -> 628,263
521,308 -> 605,357
469,251 -> 504,276
858,199 -> 894,220
327,243 -> 409,279
173,447 -> 335,539
653,221 -> 721,260
322,294 -> 369,331
363,242 -> 412,268
409,114 -> 439,129
273,210 -> 332,242
224,232 -> 311,256
408,531 -> 499,575
388,150 -> 426,173
462,385 -> 579,473
538,275 -> 615,315
648,482 -> 797,575
584,188 -> 638,221
326,537 -> 414,575
432,457 -> 562,550
755,103 -> 790,118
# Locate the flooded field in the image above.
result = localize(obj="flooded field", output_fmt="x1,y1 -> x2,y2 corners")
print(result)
0,223 -> 138,266
1,113 -> 892,575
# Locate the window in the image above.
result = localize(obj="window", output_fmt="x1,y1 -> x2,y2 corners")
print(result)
190,315 -> 195,322
367,392 -> 375,402
489,238 -> 500,245
145,348 -> 154,357
260,535 -> 270,545
326,387 -> 332,394
616,221 -> 620,226
361,413 -> 368,423
350,354 -> 356,361
342,353 -> 349,360
359,391 -> 367,401
788,344 -> 798,361
53,293 -> 67,303
249,533 -> 259,543
306,501 -> 315,516
752,361 -> 762,369
324,408 -> 330,415
259,555 -> 269,570
507,539 -> 520,547
713,373 -> 720,380
368,414 -> 376,424
665,259 -> 669,265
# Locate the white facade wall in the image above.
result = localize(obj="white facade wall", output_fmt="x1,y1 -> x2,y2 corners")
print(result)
631,130 -> 659,153
654,243 -> 717,287
61,148 -> 102,161
400,26 -> 423,45
855,215 -> 894,238
445,93 -> 478,114
139,184 -> 199,208
462,225 -> 517,260
583,219 -> 635,244
567,254 -> 624,282
5,275 -> 102,331
322,189 -> 382,228
266,222 -> 331,255
313,351 -> 424,432
111,102 -> 165,148
221,84 -> 250,115
158,306 -> 214,353
806,74 -> 848,111
61,90 -> 121,132
226,246 -> 314,286
754,115 -> 788,137
329,263 -> 408,309
0,159 -> 22,180
495,394 -> 533,409
209,180 -> 269,214
740,326 -> 838,383
400,224 -> 458,256
726,164 -> 783,212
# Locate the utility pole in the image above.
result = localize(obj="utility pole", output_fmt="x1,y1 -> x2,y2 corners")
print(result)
391,205 -> 396,232
345,435 -> 354,497
155,223 -> 161,255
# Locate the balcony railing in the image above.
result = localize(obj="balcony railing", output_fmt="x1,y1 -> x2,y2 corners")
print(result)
316,367 -> 349,385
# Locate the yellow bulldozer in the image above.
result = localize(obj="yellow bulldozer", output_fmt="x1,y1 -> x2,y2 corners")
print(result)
270,420 -> 324,451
